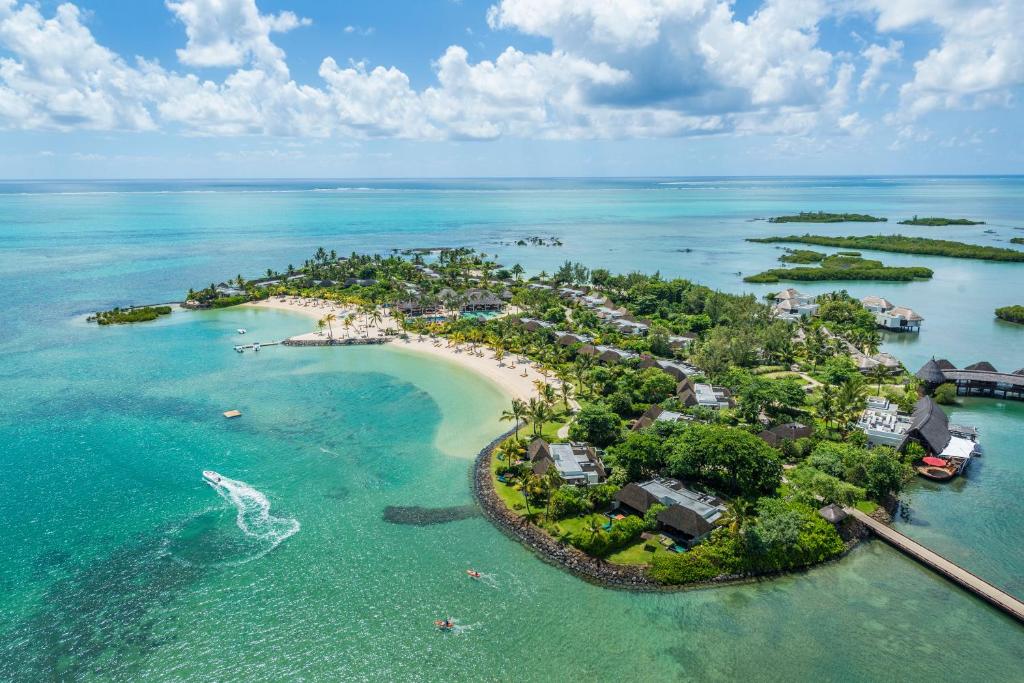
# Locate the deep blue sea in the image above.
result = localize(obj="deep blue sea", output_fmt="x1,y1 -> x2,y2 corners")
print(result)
1,177 -> 1022,681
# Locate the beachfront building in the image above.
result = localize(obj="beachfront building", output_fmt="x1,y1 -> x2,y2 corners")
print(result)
461,288 -> 506,313
856,396 -> 978,475
215,283 -> 244,297
772,288 -> 819,321
610,317 -> 651,336
528,438 -> 606,485
916,358 -> 1024,402
861,296 -> 923,332
614,478 -> 726,546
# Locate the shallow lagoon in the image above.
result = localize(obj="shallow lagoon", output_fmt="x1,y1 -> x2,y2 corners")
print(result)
1,178 -> 1022,680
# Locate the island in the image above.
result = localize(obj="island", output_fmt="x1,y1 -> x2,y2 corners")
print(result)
749,235 -> 1024,262
88,305 -> 173,325
898,216 -> 984,226
768,212 -> 887,224
745,254 -> 933,283
995,305 -> 1024,325
163,247 -> 967,590
1012,238 -> 1024,245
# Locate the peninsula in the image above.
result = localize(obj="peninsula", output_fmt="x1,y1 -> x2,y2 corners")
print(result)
171,247 -> 981,590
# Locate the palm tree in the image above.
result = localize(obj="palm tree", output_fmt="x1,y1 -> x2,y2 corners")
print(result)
321,313 -> 336,339
836,375 -> 867,436
342,314 -> 353,338
518,473 -> 543,518
534,381 -> 558,409
526,397 -> 553,437
511,263 -> 525,281
543,468 -> 563,522
558,381 -> 573,412
500,398 -> 528,441
316,319 -> 326,336
585,515 -> 604,543
869,364 -> 888,393
369,308 -> 383,330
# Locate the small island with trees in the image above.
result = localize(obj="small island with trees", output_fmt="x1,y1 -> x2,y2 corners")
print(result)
768,212 -> 887,224
995,305 -> 1024,325
898,216 -> 984,226
744,253 -> 933,283
1012,238 -> 1024,245
88,305 -> 173,325
750,234 -> 1024,262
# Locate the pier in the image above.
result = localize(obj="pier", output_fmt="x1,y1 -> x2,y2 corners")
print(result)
846,508 -> 1024,623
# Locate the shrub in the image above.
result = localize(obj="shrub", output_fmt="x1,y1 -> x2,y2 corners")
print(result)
933,382 -> 958,405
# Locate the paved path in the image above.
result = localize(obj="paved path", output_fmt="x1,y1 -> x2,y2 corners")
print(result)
847,508 -> 1024,624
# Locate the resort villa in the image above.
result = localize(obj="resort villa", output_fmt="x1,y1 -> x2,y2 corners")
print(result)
857,396 -> 913,448
861,296 -> 923,332
528,438 -> 606,485
676,378 -> 734,410
614,478 -> 726,546
758,422 -> 813,446
772,288 -> 819,321
632,404 -> 692,431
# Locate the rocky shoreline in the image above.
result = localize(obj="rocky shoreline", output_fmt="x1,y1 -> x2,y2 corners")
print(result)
470,430 -> 869,592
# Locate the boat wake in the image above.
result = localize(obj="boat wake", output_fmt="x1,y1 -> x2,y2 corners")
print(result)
164,474 -> 299,568
206,474 -> 301,547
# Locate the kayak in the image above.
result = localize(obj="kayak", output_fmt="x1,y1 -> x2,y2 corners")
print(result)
466,570 -> 481,579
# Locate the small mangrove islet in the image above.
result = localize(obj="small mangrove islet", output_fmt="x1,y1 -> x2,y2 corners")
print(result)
750,235 -> 1024,262
768,212 -> 887,224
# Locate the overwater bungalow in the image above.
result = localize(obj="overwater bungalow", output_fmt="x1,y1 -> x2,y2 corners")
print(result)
861,296 -> 922,332
916,358 -> 1024,401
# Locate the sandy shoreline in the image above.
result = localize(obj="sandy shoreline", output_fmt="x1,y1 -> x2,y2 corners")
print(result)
245,297 -> 546,402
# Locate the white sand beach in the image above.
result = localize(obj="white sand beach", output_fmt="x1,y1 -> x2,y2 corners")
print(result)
245,297 -> 548,402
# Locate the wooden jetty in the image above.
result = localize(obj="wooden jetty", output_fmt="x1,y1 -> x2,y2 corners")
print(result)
846,508 -> 1024,623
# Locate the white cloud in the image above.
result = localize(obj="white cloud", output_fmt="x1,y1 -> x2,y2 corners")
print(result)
858,40 -> 902,97
0,0 -> 1015,142
860,0 -> 1024,118
166,0 -> 310,75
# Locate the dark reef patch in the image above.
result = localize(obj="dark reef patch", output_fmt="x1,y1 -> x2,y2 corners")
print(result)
382,504 -> 479,525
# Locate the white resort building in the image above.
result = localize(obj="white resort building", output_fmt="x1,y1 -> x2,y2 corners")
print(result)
773,288 -> 819,321
860,296 -> 923,332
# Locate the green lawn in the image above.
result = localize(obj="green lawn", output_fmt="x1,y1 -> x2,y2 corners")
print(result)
606,537 -> 671,565
854,500 -> 878,514
491,449 -> 526,516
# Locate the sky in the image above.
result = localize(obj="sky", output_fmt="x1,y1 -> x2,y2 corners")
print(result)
0,0 -> 1021,178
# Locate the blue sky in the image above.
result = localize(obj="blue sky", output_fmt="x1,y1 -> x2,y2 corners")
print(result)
0,0 -> 1020,178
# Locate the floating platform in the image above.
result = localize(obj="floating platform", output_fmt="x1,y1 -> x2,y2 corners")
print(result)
223,410 -> 242,418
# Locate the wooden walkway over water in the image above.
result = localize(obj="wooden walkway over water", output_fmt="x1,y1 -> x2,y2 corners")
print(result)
847,508 -> 1024,623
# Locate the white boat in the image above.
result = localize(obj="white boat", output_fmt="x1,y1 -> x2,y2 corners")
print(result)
237,328 -> 247,335
234,346 -> 244,353
202,470 -> 224,485
252,342 -> 261,351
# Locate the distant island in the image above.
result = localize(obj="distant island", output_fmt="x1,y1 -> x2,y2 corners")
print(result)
750,235 -> 1024,262
88,305 -> 172,325
995,305 -> 1024,325
898,216 -> 984,226
769,212 -> 887,224
506,236 -> 563,247
1012,238 -> 1024,245
745,253 -> 933,283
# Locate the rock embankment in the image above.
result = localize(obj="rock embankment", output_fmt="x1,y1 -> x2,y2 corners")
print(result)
471,429 -> 659,590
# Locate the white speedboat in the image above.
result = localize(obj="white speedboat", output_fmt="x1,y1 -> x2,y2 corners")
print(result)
237,328 -> 246,334
202,470 -> 224,485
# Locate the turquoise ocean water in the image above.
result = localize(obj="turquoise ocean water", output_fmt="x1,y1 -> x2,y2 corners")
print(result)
1,178 -> 1022,680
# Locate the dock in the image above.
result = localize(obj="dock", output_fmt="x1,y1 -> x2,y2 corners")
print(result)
846,508 -> 1024,623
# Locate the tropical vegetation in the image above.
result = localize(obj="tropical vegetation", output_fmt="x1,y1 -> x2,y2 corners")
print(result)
994,305 -> 1024,324
897,216 -> 984,226
90,305 -> 172,325
768,212 -> 887,224
749,235 -> 1024,262
744,253 -> 933,283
